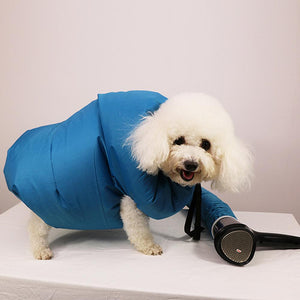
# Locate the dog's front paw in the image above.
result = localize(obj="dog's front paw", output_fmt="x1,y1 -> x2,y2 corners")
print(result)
139,243 -> 163,256
33,247 -> 53,260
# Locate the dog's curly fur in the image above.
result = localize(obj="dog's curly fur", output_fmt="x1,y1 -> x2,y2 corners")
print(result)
128,93 -> 252,191
28,93 -> 252,259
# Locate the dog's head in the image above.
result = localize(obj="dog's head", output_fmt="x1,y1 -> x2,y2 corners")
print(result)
128,93 -> 253,192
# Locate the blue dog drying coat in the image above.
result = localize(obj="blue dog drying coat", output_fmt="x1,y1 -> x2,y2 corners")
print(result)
4,91 -> 235,232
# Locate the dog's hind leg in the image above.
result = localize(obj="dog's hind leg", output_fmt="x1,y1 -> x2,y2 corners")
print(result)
28,212 -> 53,260
120,195 -> 163,255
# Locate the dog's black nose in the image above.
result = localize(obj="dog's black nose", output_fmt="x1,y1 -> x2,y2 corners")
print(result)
184,161 -> 198,172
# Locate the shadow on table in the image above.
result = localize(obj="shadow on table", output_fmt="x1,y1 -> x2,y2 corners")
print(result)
49,228 -> 128,250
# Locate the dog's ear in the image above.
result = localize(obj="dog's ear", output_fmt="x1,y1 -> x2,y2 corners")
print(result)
212,137 -> 253,192
127,114 -> 169,175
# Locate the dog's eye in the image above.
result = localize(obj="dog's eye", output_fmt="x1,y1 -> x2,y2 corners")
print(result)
200,139 -> 211,151
173,136 -> 185,145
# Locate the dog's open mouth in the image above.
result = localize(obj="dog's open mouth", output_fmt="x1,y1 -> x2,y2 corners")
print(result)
180,170 -> 195,182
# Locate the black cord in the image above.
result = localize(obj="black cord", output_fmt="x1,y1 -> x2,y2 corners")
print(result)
184,184 -> 204,240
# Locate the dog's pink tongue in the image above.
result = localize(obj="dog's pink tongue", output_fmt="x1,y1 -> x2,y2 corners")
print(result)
183,170 -> 194,180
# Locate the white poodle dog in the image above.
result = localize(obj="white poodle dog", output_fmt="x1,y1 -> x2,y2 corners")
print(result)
27,93 -> 252,259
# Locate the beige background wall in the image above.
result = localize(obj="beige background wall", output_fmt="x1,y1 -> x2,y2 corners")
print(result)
1,0 -> 300,221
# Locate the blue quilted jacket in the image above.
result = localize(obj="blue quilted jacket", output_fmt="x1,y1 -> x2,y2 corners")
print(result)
4,91 -> 235,231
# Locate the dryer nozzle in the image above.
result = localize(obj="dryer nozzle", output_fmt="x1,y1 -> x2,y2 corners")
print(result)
213,217 -> 300,266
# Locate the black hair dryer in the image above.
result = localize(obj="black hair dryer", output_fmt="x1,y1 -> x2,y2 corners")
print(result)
213,217 -> 300,266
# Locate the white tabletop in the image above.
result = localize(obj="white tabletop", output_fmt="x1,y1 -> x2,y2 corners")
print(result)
0,203 -> 299,300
